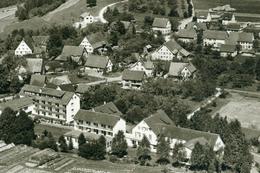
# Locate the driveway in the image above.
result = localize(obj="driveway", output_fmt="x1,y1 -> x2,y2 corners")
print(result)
98,0 -> 128,23
178,0 -> 194,30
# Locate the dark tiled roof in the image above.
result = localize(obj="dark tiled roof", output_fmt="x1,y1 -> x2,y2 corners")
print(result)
85,55 -> 110,69
177,29 -> 197,39
122,70 -> 145,81
94,102 -> 122,116
220,44 -> 237,52
30,74 -> 46,87
226,32 -> 254,45
57,46 -> 85,61
144,110 -> 175,130
74,109 -> 121,127
226,23 -> 241,30
203,30 -> 228,40
59,84 -> 75,92
152,18 -> 170,28
164,39 -> 190,57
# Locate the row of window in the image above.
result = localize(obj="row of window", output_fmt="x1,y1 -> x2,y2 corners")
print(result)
77,120 -> 113,129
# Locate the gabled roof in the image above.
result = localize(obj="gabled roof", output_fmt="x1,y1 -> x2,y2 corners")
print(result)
85,55 -> 110,69
57,46 -> 85,61
226,32 -> 254,45
186,22 -> 207,30
74,109 -> 121,127
153,124 -> 220,148
93,102 -> 122,116
226,23 -> 241,30
59,84 -> 75,92
20,84 -> 74,105
164,39 -> 190,57
76,84 -> 90,94
122,70 -> 145,81
177,29 -> 197,39
0,97 -> 33,111
15,40 -> 33,51
80,12 -> 92,18
25,58 -> 43,73
85,32 -> 107,48
49,75 -> 72,86
168,62 -> 196,77
184,137 -> 210,150
30,74 -> 46,87
196,11 -> 209,19
144,110 -> 175,131
203,30 -> 228,40
220,44 -> 237,52
143,61 -> 154,70
152,18 -> 170,28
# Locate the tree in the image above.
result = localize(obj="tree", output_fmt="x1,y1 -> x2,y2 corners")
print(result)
255,58 -> 260,80
111,131 -> 128,158
156,134 -> 170,164
86,0 -> 96,7
58,135 -> 68,152
137,136 -> 151,165
172,143 -> 187,164
79,140 -> 106,160
0,109 -> 35,146
68,138 -> 74,150
78,133 -> 86,146
0,65 -> 10,94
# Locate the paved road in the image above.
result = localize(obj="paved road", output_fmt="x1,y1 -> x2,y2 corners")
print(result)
98,0 -> 128,23
225,89 -> 260,97
178,0 -> 194,30
0,6 -> 16,20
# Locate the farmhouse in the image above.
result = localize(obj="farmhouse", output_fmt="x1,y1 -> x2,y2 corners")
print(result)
151,39 -> 190,61
74,12 -> 97,29
220,44 -> 237,57
56,46 -> 87,64
79,33 -> 107,54
20,84 -> 80,124
203,30 -> 228,49
129,59 -> 154,77
226,32 -> 255,50
152,17 -> 172,35
15,40 -> 33,56
226,23 -> 242,33
168,62 -> 197,79
71,109 -> 126,148
0,97 -> 34,115
177,29 -> 197,43
195,11 -> 211,23
84,55 -> 113,74
122,70 -> 145,90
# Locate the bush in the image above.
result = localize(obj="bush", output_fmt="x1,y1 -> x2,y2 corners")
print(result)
109,155 -> 118,163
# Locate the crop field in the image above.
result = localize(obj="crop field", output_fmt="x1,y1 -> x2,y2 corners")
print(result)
216,93 -> 260,129
192,0 -> 260,14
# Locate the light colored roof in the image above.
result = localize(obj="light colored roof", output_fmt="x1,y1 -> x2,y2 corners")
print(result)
76,84 -> 90,94
164,39 -> 190,57
20,84 -> 74,105
143,61 -> 154,70
0,97 -> 33,111
49,75 -> 72,85
57,46 -> 85,61
93,102 -> 122,116
122,70 -> 145,81
144,110 -> 175,130
196,11 -> 209,19
186,22 -> 207,30
203,30 -> 228,40
80,12 -> 91,18
220,44 -> 237,52
30,74 -> 46,87
74,109 -> 121,127
64,130 -> 113,141
152,18 -> 170,28
153,124 -> 220,147
87,32 -> 107,48
85,55 -> 110,69
177,29 -> 197,39
184,137 -> 210,150
168,62 -> 188,76
26,58 -> 43,73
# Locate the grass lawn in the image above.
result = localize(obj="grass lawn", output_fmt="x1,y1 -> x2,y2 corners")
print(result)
34,124 -> 72,140
192,0 -> 260,14
48,0 -> 120,25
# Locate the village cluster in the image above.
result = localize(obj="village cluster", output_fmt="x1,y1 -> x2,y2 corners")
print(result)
0,1 -> 259,172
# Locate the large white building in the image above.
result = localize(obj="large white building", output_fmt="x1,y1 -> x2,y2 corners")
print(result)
74,12 -> 98,29
67,109 -> 126,149
151,39 -> 190,61
126,110 -> 225,158
19,84 -> 80,125
152,18 -> 172,35
15,40 -> 33,56
226,32 -> 255,50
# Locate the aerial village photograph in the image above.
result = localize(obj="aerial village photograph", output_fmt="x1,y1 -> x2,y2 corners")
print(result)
0,0 -> 260,172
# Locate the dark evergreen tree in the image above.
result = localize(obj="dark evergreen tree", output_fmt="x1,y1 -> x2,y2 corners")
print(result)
78,133 -> 86,146
137,136 -> 151,164
156,134 -> 170,164
111,131 -> 128,158
58,135 -> 68,152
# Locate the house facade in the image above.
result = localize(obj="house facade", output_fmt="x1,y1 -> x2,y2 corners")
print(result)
168,62 -> 197,79
84,55 -> 113,74
57,46 -> 87,64
20,85 -> 80,124
226,32 -> 255,50
122,70 -> 145,90
203,30 -> 228,49
196,11 -> 211,23
177,29 -> 197,43
15,40 -> 33,56
152,18 -> 172,35
0,97 -> 34,115
74,12 -> 97,29
129,60 -> 154,77
79,37 -> 94,53
222,13 -> 236,25
220,44 -> 237,57
151,39 -> 190,61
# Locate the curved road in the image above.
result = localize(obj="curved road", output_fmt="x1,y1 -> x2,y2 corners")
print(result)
178,0 -> 195,30
99,0 -> 128,23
